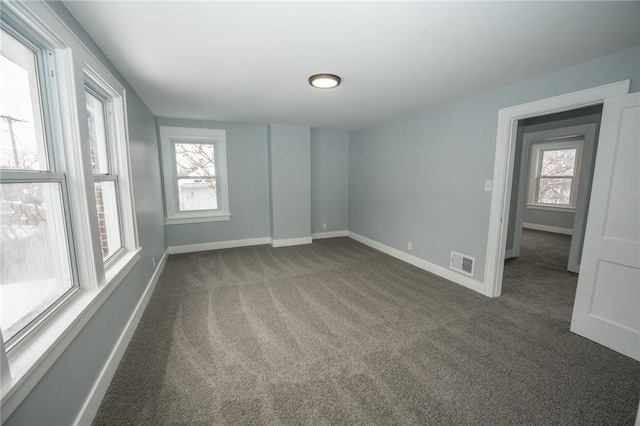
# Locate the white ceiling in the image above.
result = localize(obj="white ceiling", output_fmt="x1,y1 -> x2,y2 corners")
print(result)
63,1 -> 640,131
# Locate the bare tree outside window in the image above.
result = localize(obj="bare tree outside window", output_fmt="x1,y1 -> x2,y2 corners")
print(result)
1,40 -> 49,245
0,47 -> 48,230
0,114 -> 45,226
1,30 -> 74,343
174,143 -> 217,211
536,148 -> 577,205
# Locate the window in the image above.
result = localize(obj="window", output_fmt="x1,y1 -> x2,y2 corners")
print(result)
175,142 -> 217,211
159,126 -> 230,224
527,138 -> 583,210
1,3 -> 140,418
0,26 -> 78,348
85,82 -> 123,262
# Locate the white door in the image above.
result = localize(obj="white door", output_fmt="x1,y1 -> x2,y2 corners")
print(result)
571,92 -> 640,361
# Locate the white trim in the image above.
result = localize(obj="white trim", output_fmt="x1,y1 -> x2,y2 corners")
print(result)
512,123 -> 598,272
522,222 -> 573,235
348,232 -> 484,295
158,126 -> 230,223
505,250 -> 515,259
526,138 -> 584,209
81,60 -> 140,281
311,230 -> 348,239
168,237 -> 271,254
164,214 -> 230,226
525,204 -> 576,213
0,249 -> 140,423
484,80 -> 630,298
74,250 -> 168,426
271,237 -> 313,248
0,1 -> 143,421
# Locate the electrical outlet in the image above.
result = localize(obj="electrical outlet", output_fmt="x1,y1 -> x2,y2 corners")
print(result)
152,257 -> 156,268
484,180 -> 492,192
322,223 -> 327,230
407,242 -> 413,251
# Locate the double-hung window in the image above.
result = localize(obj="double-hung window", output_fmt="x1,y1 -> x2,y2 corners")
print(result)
527,138 -> 583,210
0,3 -> 140,418
85,80 -> 123,262
0,25 -> 78,348
159,126 -> 230,224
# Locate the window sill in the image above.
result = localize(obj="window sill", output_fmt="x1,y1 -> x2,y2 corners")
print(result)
0,248 -> 141,423
164,213 -> 231,225
526,203 -> 576,213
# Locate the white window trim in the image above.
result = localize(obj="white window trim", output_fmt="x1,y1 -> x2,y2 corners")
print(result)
83,63 -> 139,269
527,138 -> 584,212
159,126 -> 230,225
525,203 -> 577,213
0,1 -> 140,421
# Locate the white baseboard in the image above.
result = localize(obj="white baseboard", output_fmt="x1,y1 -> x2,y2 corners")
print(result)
347,232 -> 484,295
311,230 -> 348,239
505,249 -> 515,259
168,237 -> 271,254
74,250 -> 169,426
522,222 -> 572,235
271,237 -> 313,247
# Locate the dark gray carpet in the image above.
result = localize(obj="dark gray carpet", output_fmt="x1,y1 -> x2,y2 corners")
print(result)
93,231 -> 640,425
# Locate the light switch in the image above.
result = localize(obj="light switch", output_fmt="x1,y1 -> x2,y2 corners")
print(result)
484,180 -> 492,192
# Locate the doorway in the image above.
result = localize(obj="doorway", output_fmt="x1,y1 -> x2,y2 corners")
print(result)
483,80 -> 630,298
485,83 -> 639,362
505,105 -> 602,277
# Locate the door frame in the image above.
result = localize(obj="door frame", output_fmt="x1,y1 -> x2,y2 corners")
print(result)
510,123 -> 598,273
483,80 -> 630,297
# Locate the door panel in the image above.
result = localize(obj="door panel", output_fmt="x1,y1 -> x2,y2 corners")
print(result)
571,93 -> 640,361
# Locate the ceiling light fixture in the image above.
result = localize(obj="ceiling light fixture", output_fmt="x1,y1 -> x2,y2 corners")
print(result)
309,73 -> 341,89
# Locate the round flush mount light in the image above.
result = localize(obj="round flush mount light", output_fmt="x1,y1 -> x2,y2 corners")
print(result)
309,73 -> 341,89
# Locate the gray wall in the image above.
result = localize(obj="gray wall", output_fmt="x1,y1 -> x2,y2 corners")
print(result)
506,105 -> 603,249
160,123 -> 348,246
9,7 -> 638,422
521,107 -> 602,231
349,46 -> 640,283
506,124 -> 526,248
523,209 -> 575,230
311,130 -> 349,233
158,119 -> 271,247
268,124 -> 311,241
6,3 -> 167,425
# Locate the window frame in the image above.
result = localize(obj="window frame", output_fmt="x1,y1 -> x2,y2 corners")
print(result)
0,8 -> 80,350
84,73 -> 126,265
0,24 -> 50,171
0,2 -> 141,421
527,138 -> 584,212
159,126 -> 230,225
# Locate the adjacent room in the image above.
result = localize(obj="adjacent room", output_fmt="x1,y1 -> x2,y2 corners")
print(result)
0,1 -> 639,424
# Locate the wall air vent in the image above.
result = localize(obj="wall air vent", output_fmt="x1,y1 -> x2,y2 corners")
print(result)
450,251 -> 475,277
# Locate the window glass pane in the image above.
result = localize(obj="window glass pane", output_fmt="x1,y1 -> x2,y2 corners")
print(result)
537,177 -> 572,205
541,149 -> 576,177
178,178 -> 217,211
95,181 -> 122,260
174,142 -> 215,177
85,91 -> 109,174
0,29 -> 48,171
0,182 -> 74,342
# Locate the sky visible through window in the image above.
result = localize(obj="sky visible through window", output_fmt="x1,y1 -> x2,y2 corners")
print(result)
0,32 -> 73,343
537,148 -> 576,205
175,142 -> 218,211
0,40 -> 43,170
